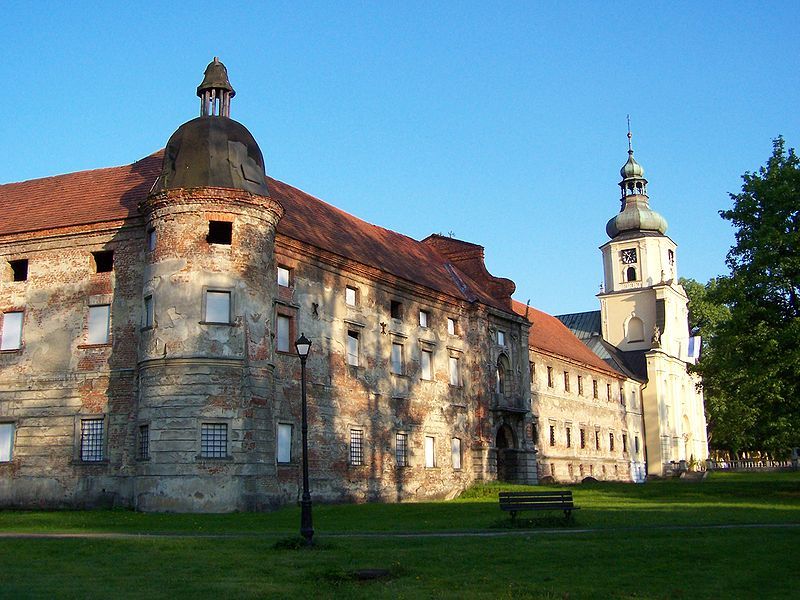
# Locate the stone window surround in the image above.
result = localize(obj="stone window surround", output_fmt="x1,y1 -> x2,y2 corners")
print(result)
418,339 -> 435,381
72,414 -> 109,464
137,421 -> 151,461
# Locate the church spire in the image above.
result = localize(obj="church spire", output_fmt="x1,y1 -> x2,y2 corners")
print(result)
197,57 -> 235,117
619,117 -> 647,199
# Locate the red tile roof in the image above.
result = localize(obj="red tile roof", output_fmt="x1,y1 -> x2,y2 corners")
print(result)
0,152 -> 507,307
511,299 -> 621,377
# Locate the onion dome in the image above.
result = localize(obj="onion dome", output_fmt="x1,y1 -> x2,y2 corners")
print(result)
606,130 -> 668,238
152,58 -> 270,196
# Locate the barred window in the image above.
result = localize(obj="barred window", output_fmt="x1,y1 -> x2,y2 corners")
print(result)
80,418 -> 104,462
609,432 -> 615,452
549,425 -> 556,447
593,379 -> 598,399
201,423 -> 228,458
395,432 -> 408,467
566,426 -> 572,448
138,424 -> 150,460
580,428 -> 586,449
350,429 -> 363,466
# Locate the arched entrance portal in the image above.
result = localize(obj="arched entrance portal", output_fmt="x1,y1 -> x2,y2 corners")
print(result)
495,424 -> 517,482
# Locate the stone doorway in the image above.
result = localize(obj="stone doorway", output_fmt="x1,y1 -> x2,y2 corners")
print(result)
495,424 -> 517,482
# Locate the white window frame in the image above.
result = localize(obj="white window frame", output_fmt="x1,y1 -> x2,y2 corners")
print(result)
424,435 -> 436,468
447,317 -> 457,336
87,304 -> 110,345
1,311 -> 23,351
497,330 -> 506,346
449,355 -> 460,387
204,290 -> 231,324
277,423 -> 293,463
277,266 -> 291,287
419,310 -> 429,328
421,349 -> 433,381
451,437 -> 462,470
391,342 -> 404,375
345,286 -> 358,307
347,331 -> 359,367
276,314 -> 291,353
0,422 -> 15,462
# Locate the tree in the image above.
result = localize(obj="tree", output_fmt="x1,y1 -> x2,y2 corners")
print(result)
695,137 -> 800,455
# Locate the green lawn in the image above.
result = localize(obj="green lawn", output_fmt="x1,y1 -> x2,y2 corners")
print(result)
1,472 -> 799,598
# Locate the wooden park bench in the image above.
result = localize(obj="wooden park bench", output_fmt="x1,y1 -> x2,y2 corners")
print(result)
499,490 -> 580,521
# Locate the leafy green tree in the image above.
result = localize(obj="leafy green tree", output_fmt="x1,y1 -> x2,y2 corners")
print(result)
695,137 -> 800,455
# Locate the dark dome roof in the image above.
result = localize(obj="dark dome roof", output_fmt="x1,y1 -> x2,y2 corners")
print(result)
152,116 -> 270,196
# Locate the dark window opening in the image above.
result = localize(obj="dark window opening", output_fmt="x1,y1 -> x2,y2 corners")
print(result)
390,300 -> 403,320
10,259 -> 28,282
207,221 -> 233,245
92,251 -> 114,273
626,266 -> 637,281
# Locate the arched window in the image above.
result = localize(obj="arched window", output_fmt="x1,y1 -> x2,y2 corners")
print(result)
496,355 -> 510,395
628,317 -> 644,342
626,266 -> 637,281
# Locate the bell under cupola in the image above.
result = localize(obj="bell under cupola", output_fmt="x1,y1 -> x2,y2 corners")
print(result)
605,128 -> 668,239
198,57 -> 235,117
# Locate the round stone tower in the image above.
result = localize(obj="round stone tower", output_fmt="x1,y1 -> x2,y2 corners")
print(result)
136,58 -> 284,511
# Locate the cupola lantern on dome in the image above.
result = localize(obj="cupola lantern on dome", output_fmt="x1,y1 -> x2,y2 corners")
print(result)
605,123 -> 668,239
151,58 -> 270,196
198,57 -> 235,117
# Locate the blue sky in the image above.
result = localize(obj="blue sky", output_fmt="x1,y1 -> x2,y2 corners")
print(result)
2,1 -> 798,314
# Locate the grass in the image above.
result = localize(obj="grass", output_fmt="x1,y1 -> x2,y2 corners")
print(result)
0,471 -> 799,598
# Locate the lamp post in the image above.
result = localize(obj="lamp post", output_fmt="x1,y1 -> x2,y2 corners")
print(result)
294,333 -> 313,545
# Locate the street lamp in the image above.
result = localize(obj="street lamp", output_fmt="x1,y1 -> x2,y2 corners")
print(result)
294,333 -> 313,545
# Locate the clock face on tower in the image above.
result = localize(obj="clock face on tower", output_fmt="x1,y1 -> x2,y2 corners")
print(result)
621,248 -> 637,264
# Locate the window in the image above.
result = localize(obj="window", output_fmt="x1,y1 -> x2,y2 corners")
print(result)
580,428 -> 586,449
205,290 -> 231,323
1,312 -> 23,351
607,383 -> 612,401
9,259 -> 28,282
80,418 -> 104,462
424,436 -> 436,468
448,356 -> 460,386
345,286 -> 358,306
419,310 -> 430,328
200,423 -> 228,458
447,317 -> 457,335
0,423 -> 14,462
497,330 -> 505,346
207,220 -> 232,245
147,228 -> 156,252
349,429 -> 363,465
563,371 -> 570,392
451,437 -> 462,470
668,249 -> 675,265
138,424 -> 150,460
577,375 -> 584,395
347,331 -> 359,366
547,366 -> 553,387
277,423 -> 292,463
391,342 -> 404,375
595,430 -> 601,450
277,266 -> 291,287
622,433 -> 628,454
88,304 -> 110,344
421,349 -> 433,380
635,435 -> 640,454
143,295 -> 154,328
396,432 -> 408,467
549,425 -> 556,447
92,250 -> 114,273
276,315 -> 291,352
620,386 -> 626,405
609,433 -> 615,452
626,266 -> 637,282
390,300 -> 403,320
566,426 -> 572,448
593,379 -> 598,399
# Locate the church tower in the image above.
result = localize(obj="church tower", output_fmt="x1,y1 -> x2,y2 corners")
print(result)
598,129 -> 708,475
135,59 -> 284,511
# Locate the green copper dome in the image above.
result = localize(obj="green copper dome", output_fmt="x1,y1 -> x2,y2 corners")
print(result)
607,143 -> 668,239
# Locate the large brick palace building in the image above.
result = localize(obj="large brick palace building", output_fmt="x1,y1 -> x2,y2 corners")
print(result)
0,59 -> 707,511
